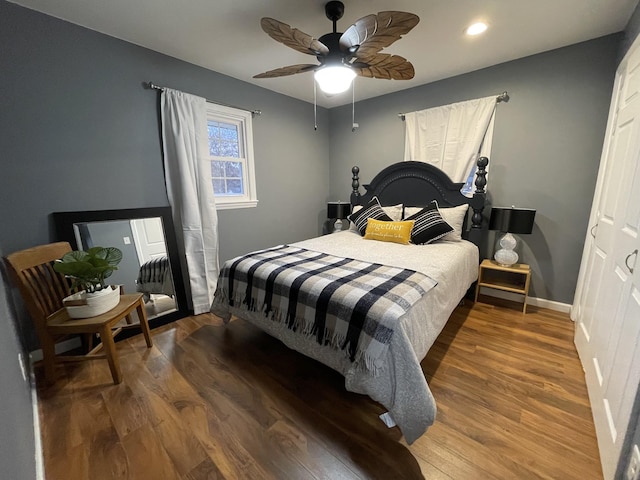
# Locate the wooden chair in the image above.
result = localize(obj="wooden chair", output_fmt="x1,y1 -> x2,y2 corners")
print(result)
4,241 -> 153,385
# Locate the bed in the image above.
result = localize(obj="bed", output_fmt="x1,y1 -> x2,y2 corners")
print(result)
136,255 -> 175,302
210,158 -> 489,444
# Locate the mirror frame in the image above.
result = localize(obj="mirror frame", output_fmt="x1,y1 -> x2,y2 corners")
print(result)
52,207 -> 189,330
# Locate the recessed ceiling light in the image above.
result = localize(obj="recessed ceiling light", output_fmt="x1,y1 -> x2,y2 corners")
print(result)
466,22 -> 488,36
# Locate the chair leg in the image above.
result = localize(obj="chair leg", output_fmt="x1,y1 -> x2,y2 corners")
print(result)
41,336 -> 57,384
99,326 -> 122,384
136,300 -> 153,348
81,333 -> 94,353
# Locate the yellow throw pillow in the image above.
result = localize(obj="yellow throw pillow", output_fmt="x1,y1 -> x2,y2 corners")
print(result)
363,219 -> 415,245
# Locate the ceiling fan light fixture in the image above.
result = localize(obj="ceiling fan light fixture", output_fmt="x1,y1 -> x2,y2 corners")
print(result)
466,22 -> 488,36
255,5 -> 419,92
314,65 -> 357,94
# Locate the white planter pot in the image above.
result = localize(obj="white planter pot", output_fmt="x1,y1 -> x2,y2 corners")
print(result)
63,285 -> 120,319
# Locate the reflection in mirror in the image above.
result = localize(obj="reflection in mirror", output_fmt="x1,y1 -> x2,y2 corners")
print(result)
72,217 -> 177,321
53,207 -> 188,331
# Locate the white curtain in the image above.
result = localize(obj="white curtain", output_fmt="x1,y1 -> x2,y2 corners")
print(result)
403,95 -> 497,196
161,89 -> 220,314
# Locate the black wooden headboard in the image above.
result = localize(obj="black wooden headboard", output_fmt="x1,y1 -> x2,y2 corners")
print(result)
350,157 -> 489,247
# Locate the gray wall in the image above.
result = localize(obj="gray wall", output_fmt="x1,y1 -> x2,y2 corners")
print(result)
0,1 -> 329,348
620,0 -> 640,60
328,35 -> 620,304
0,250 -> 38,480
0,0 -> 330,261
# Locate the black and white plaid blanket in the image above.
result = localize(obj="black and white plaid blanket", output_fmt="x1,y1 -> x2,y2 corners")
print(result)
136,255 -> 174,298
211,245 -> 437,374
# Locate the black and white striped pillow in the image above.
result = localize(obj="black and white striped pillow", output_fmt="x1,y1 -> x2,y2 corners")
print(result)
404,200 -> 454,244
347,198 -> 393,236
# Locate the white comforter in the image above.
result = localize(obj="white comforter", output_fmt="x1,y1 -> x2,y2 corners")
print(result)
211,230 -> 478,443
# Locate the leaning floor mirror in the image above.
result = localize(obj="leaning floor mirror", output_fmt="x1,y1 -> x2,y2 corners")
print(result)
52,207 -> 189,332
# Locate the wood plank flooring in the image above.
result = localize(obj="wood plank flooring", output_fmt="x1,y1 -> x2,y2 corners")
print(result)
36,297 -> 603,479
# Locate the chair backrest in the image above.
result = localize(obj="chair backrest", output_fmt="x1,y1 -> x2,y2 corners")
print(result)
4,242 -> 73,336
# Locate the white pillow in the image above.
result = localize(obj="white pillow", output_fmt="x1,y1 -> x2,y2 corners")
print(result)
404,204 -> 468,242
382,204 -> 403,221
440,204 -> 469,241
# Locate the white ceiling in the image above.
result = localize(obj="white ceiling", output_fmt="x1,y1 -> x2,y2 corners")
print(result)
9,0 -> 637,108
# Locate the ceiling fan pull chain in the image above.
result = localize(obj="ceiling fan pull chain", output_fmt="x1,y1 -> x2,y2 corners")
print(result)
314,79 -> 318,131
352,79 -> 358,133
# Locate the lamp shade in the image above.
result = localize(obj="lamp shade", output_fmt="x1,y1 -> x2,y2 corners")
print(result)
314,66 -> 356,94
327,202 -> 351,219
489,207 -> 536,234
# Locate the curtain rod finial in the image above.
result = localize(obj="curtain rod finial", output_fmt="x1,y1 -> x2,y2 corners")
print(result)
145,81 -> 163,91
497,91 -> 509,103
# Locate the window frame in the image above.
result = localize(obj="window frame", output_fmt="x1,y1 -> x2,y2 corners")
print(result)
206,102 -> 258,210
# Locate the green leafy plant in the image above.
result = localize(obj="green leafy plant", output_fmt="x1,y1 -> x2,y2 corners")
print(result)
53,246 -> 123,293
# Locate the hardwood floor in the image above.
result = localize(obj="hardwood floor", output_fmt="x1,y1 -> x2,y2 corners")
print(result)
36,297 -> 603,479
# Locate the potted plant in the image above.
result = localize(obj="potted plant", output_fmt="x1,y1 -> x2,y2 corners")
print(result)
53,246 -> 123,318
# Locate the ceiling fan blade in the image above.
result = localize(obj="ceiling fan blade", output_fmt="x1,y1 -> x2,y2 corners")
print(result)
339,11 -> 419,58
261,18 -> 330,57
253,64 -> 319,79
351,54 -> 415,80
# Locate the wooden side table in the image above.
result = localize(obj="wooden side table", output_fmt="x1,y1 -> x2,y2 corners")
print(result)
474,259 -> 532,313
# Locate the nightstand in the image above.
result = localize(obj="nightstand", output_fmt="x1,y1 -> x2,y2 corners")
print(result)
474,259 -> 531,313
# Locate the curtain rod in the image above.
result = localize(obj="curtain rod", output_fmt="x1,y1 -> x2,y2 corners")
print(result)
397,91 -> 509,121
145,81 -> 262,118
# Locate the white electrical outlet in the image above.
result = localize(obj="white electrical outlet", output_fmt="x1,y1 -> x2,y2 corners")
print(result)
627,444 -> 640,480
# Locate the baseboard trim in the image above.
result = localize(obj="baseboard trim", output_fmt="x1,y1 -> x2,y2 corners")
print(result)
478,288 -> 572,314
30,360 -> 44,480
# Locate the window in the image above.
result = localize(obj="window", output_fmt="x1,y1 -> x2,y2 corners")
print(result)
206,103 -> 257,209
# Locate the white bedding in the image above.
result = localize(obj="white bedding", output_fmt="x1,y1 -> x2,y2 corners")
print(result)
211,230 -> 479,443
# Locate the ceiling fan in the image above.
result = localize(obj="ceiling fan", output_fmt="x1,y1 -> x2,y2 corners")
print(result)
254,1 -> 420,95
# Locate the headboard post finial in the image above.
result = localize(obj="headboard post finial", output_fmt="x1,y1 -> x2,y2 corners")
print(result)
474,156 -> 488,194
471,156 -> 489,229
350,166 -> 361,207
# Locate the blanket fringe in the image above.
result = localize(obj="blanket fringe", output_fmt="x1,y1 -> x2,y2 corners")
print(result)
213,288 -> 385,376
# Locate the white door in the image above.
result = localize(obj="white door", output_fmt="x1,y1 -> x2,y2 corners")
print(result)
130,217 -> 168,265
573,37 -> 640,480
